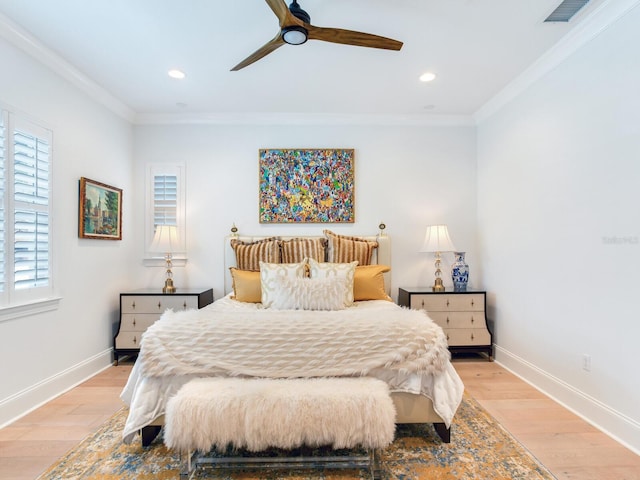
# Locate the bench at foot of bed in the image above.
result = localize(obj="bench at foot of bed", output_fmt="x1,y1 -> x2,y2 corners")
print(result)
163,376 -> 396,478
140,390 -> 452,447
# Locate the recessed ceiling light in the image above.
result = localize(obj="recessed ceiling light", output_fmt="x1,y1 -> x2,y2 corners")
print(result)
168,69 -> 186,79
419,72 -> 437,83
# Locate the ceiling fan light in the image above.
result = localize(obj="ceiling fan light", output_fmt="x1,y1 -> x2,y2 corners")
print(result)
282,26 -> 308,45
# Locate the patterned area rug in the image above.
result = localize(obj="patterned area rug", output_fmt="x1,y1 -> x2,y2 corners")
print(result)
38,393 -> 555,479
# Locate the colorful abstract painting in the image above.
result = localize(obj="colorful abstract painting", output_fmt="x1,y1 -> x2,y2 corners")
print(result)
259,149 -> 355,223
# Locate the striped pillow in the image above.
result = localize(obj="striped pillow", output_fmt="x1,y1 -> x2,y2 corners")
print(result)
230,237 -> 280,271
280,237 -> 327,263
323,230 -> 378,266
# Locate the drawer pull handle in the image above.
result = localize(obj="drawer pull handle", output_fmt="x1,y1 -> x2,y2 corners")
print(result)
133,336 -> 137,344
471,333 -> 475,340
132,318 -> 136,326
183,301 -> 187,309
446,317 -> 450,324
131,301 -> 136,309
446,334 -> 450,341
471,299 -> 475,306
421,300 -> 424,308
446,299 -> 450,307
157,301 -> 162,309
471,316 -> 474,324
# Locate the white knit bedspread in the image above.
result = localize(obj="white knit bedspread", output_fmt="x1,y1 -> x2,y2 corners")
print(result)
138,299 -> 450,380
121,296 -> 464,443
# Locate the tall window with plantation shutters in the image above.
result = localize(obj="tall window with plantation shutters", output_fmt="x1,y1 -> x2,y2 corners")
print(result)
145,164 -> 186,260
154,174 -> 177,227
0,110 -> 54,310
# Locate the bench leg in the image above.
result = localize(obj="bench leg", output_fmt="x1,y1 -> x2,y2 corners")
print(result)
433,422 -> 451,443
180,450 -> 196,479
370,449 -> 383,480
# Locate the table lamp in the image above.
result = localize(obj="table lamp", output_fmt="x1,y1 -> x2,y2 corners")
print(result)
420,225 -> 456,292
150,225 -> 179,293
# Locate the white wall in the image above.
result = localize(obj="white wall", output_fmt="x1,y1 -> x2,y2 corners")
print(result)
132,123 -> 477,300
0,37 -> 135,426
477,5 -> 640,451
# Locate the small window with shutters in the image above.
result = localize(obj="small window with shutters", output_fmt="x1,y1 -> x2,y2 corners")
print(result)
144,163 -> 186,261
0,109 -> 56,312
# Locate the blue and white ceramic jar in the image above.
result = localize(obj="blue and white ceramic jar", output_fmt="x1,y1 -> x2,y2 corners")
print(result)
451,252 -> 469,292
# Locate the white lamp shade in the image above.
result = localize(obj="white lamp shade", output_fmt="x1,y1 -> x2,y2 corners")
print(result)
149,225 -> 179,253
420,225 -> 456,253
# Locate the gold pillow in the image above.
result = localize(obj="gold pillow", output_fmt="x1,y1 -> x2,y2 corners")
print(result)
229,268 -> 262,303
280,237 -> 327,263
353,265 -> 392,302
230,237 -> 280,271
323,230 -> 378,266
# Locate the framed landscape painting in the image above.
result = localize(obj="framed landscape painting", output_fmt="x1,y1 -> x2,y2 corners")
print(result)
78,177 -> 122,240
259,148 -> 355,223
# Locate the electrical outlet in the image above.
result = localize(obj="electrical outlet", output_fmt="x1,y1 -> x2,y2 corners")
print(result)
582,354 -> 591,372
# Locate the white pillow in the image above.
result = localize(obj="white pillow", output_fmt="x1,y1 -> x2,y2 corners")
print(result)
259,261 -> 307,307
307,258 -> 358,306
270,276 -> 348,311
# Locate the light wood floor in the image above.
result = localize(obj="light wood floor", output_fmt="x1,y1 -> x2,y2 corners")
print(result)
1,358 -> 638,480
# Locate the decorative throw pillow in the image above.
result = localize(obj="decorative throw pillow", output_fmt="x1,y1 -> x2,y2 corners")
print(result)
269,276 -> 348,311
323,230 -> 378,266
259,261 -> 307,307
280,237 -> 327,263
230,237 -> 280,271
307,258 -> 358,306
353,265 -> 392,302
229,268 -> 261,303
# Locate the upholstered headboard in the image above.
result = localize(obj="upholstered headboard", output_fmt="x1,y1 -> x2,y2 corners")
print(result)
224,234 -> 391,296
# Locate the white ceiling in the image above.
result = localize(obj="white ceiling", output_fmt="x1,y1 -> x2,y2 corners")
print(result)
0,0 -> 612,120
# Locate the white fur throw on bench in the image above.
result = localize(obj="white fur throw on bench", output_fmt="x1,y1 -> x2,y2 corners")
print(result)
164,377 -> 396,453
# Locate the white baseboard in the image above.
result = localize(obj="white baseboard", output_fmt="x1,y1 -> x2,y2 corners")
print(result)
0,349 -> 114,429
494,345 -> 640,455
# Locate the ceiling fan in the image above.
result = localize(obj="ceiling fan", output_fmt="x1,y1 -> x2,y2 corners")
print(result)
231,0 -> 403,71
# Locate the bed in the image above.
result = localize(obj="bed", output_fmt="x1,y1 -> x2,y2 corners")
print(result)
120,231 -> 464,446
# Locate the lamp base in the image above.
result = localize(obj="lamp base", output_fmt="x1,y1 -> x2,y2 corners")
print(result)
432,278 -> 445,292
163,278 -> 176,294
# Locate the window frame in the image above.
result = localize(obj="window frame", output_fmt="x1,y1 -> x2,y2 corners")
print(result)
143,163 -> 186,264
0,108 -> 59,321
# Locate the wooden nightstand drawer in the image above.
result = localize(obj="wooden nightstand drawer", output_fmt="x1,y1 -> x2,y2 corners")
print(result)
119,313 -> 159,332
115,331 -> 144,349
121,295 -> 198,314
428,311 -> 485,329
410,293 -> 484,312
444,328 -> 491,346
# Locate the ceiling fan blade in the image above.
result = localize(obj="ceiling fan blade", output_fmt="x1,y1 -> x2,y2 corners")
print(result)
307,25 -> 403,51
231,33 -> 285,71
265,0 -> 304,27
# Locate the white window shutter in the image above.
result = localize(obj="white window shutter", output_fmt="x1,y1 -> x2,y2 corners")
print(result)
144,164 -> 185,260
0,113 -> 6,295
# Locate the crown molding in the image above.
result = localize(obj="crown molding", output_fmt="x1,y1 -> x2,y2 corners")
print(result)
474,0 -> 640,124
0,12 -> 135,123
133,112 -> 475,127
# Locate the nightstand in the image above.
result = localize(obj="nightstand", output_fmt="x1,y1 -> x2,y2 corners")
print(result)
114,288 -> 214,364
398,287 -> 493,360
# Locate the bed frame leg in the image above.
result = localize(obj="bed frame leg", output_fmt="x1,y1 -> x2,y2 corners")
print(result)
141,425 -> 162,446
433,422 -> 451,443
